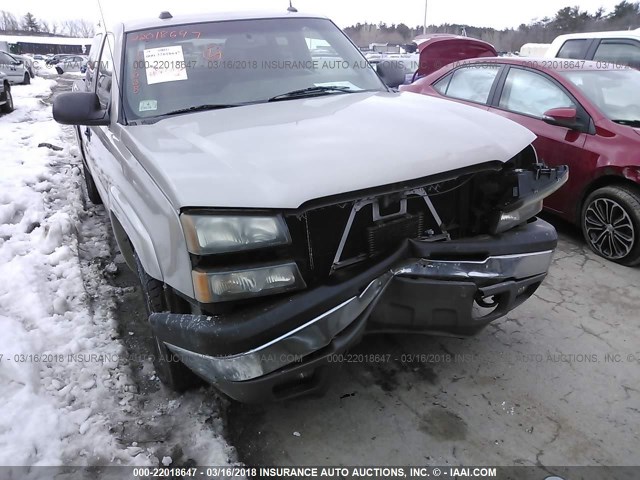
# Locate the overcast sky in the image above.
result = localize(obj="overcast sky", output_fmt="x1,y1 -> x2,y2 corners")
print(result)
3,0 -> 625,30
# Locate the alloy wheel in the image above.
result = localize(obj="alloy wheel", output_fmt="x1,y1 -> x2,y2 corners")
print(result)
584,197 -> 635,260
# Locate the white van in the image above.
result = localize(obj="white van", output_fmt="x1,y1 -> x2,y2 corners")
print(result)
545,29 -> 640,67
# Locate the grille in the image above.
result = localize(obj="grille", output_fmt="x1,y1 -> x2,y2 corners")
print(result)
366,212 -> 424,257
283,170 -> 499,286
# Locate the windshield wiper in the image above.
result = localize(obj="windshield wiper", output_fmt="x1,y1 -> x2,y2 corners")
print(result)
161,104 -> 241,117
268,86 -> 354,102
612,119 -> 640,127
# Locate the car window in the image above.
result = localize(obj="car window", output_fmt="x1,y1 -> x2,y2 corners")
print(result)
499,68 -> 575,118
96,35 -> 114,109
593,40 -> 640,68
557,39 -> 588,59
0,52 -> 15,64
437,65 -> 500,104
561,68 -> 640,123
433,72 -> 452,94
86,33 -> 104,87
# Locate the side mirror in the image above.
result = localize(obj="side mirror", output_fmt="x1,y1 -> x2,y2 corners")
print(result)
53,92 -> 109,126
542,107 -> 580,129
13,60 -> 22,66
377,60 -> 406,89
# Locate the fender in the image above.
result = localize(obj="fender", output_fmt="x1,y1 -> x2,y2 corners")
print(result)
109,185 -> 163,280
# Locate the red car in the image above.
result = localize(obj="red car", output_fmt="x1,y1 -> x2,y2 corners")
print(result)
401,57 -> 640,265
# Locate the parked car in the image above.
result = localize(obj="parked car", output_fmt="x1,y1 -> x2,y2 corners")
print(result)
12,54 -> 35,78
545,29 -> 640,68
0,72 -> 13,113
54,55 -> 88,74
45,54 -> 77,66
401,57 -> 640,265
53,11 -> 567,403
520,43 -> 552,57
0,50 -> 30,85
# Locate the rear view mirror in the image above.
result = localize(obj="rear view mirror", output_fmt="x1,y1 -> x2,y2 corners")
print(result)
53,92 -> 109,126
543,107 -> 580,129
377,60 -> 406,89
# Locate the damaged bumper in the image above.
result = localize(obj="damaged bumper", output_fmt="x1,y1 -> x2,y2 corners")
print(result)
150,217 -> 557,402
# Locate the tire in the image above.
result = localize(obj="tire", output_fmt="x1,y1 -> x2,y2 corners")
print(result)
134,255 -> 202,391
82,162 -> 103,205
581,185 -> 640,266
0,86 -> 13,114
22,73 -> 30,85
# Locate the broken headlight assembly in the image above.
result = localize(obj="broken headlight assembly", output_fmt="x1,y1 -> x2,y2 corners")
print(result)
491,164 -> 569,234
180,213 -> 305,302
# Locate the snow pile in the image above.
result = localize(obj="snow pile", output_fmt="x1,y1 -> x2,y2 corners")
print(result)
0,78 -> 236,469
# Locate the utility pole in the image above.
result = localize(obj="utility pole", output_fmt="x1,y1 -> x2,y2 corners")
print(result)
423,0 -> 428,35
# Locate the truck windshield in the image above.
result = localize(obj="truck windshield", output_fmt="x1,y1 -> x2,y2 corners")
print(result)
122,17 -> 386,121
560,68 -> 640,124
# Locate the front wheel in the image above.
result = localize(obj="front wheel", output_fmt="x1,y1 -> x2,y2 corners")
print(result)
0,87 -> 13,114
134,255 -> 202,391
581,185 -> 640,266
22,73 -> 30,85
82,161 -> 103,205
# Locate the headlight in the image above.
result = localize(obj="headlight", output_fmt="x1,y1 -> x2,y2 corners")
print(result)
491,165 -> 569,234
192,262 -> 306,302
181,214 -> 291,254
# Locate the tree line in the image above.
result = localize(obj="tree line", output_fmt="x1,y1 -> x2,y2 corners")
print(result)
0,10 -> 95,38
344,0 -> 640,52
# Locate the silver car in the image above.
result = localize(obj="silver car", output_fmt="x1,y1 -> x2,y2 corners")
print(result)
0,72 -> 14,113
53,10 -> 568,403
0,51 -> 30,85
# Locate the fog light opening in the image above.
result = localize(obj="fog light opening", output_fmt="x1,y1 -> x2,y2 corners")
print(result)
476,294 -> 498,309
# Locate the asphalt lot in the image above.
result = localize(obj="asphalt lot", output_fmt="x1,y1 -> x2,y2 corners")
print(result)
48,72 -> 639,468
227,219 -> 640,467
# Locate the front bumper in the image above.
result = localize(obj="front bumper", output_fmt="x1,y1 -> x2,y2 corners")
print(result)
150,218 -> 557,402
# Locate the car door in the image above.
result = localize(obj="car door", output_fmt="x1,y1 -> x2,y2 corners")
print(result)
0,52 -> 22,83
82,34 -> 116,205
431,63 -> 503,111
488,66 -> 591,217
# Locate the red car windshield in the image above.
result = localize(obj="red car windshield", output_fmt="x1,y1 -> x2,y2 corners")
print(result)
561,68 -> 640,125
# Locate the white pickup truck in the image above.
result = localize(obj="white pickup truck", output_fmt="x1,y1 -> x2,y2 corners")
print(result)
53,10 -> 567,403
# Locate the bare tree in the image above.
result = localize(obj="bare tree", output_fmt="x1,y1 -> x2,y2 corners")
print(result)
59,19 -> 95,38
76,19 -> 95,37
0,10 -> 20,31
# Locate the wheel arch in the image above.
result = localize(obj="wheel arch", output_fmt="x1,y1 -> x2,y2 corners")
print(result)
108,192 -> 163,281
577,173 -> 640,222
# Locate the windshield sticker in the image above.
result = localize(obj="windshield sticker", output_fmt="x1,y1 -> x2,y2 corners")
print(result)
143,46 -> 188,85
139,100 -> 158,112
314,81 -> 362,90
131,30 -> 202,42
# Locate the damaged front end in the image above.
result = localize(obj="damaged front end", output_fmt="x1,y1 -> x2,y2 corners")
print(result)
150,146 -> 568,402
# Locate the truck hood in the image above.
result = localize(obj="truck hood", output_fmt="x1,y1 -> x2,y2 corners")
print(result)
122,91 -> 535,210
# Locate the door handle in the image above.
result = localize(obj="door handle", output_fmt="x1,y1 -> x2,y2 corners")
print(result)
84,128 -> 91,140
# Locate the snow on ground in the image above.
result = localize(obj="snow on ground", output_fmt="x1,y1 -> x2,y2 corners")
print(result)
0,77 -> 236,470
